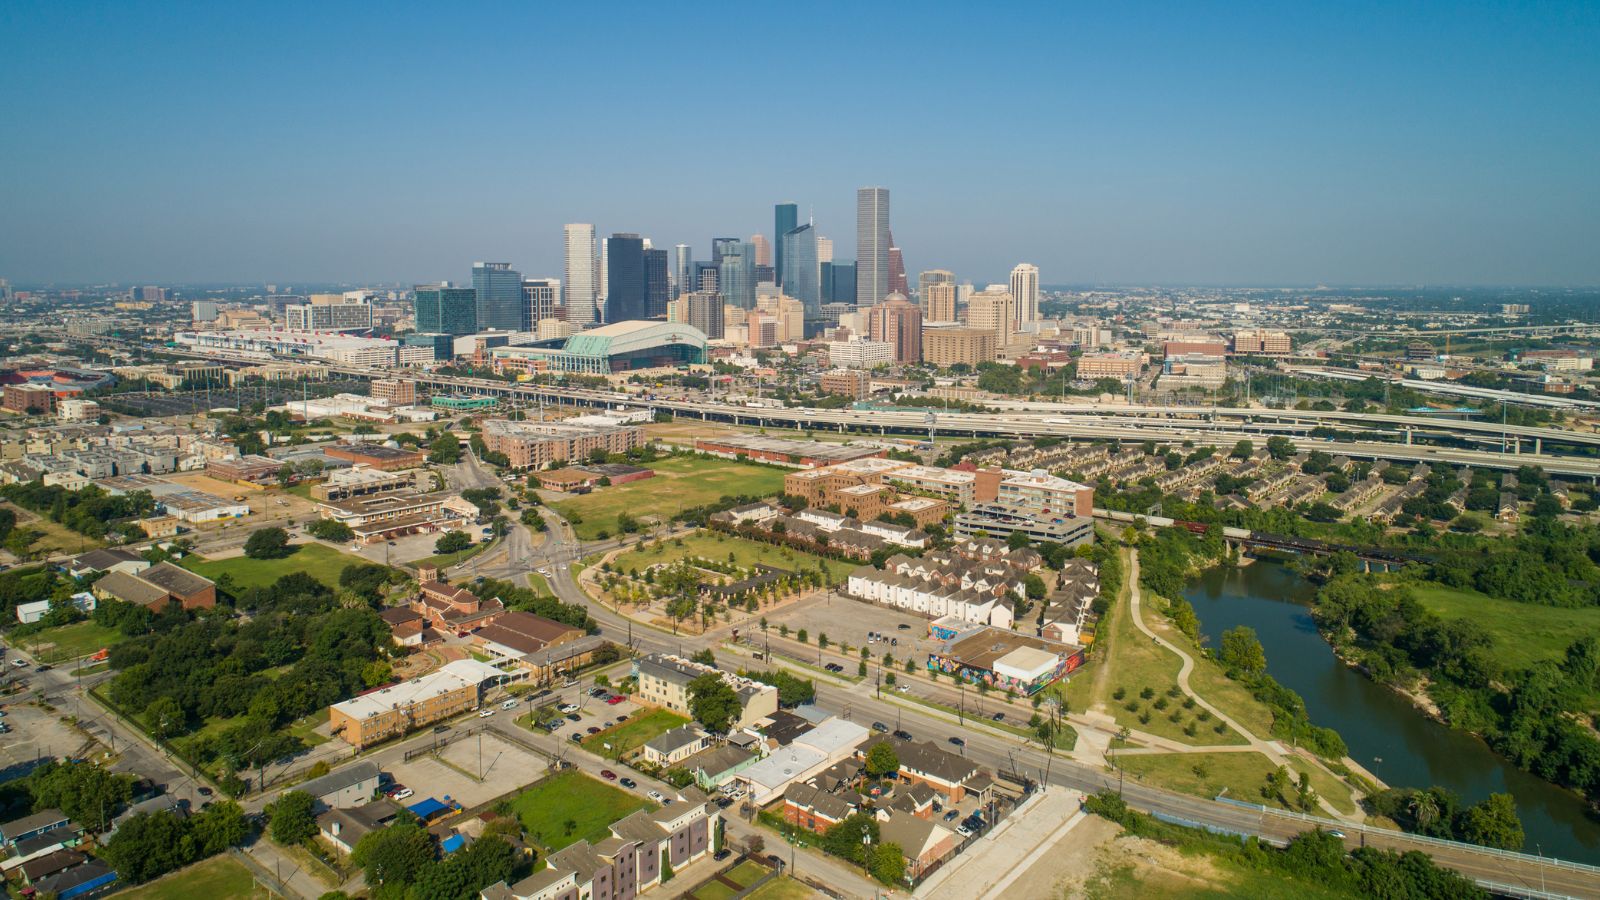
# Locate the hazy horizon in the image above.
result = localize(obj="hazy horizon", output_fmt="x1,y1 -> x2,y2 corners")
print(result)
3,2 -> 1597,287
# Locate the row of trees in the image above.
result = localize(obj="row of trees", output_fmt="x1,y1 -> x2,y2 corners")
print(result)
0,481 -> 153,542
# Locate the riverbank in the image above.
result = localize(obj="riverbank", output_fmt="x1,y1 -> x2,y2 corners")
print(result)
1184,560 -> 1600,864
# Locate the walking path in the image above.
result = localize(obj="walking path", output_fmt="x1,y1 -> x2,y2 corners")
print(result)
1122,550 -> 1353,820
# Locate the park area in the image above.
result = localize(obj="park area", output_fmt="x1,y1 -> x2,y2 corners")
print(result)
582,708 -> 690,760
1112,750 -> 1358,816
549,454 -> 786,540
509,769 -> 655,851
116,855 -> 271,900
180,542 -> 372,590
1410,581 -> 1600,678
607,531 -> 856,584
14,619 -> 125,663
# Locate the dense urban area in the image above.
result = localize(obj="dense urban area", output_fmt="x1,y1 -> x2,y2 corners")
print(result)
2,228 -> 1600,900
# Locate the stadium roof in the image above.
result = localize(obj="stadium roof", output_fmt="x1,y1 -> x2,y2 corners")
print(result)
562,321 -> 707,358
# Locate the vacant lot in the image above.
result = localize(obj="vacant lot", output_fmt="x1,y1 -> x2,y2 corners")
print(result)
582,708 -> 689,760
608,531 -> 855,584
550,455 -> 786,540
19,620 -> 125,662
1,501 -> 102,556
181,543 -> 372,589
1411,582 -> 1600,674
743,876 -> 817,900
117,855 -> 271,900
510,769 -> 654,851
686,858 -> 777,900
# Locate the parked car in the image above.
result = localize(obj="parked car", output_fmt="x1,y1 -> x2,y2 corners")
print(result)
478,708 -> 495,718
990,712 -> 1005,722
565,713 -> 580,722
588,687 -> 609,698
897,623 -> 911,630
646,790 -> 665,802
600,770 -> 618,781
713,848 -> 732,861
956,823 -> 972,837
943,809 -> 960,822
501,698 -> 519,709
197,786 -> 213,797
586,726 -> 601,734
871,721 -> 888,733
389,787 -> 414,801
896,684 -> 911,693
606,695 -> 626,705
614,713 -> 629,721
892,729 -> 913,741
559,703 -> 579,713
620,777 -> 637,789
10,659 -> 26,668
569,733 -> 582,743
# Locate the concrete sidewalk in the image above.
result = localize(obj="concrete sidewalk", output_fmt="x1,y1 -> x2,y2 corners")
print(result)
913,789 -> 1086,899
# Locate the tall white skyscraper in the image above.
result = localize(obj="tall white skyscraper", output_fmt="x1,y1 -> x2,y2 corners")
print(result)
816,236 -> 833,264
856,186 -> 890,307
1010,263 -> 1040,327
673,244 -> 692,300
598,237 -> 609,318
563,224 -> 598,327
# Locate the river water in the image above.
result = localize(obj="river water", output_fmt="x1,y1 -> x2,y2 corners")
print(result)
1183,560 -> 1600,864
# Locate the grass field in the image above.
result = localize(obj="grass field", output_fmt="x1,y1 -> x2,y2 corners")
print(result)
686,858 -> 775,900
552,455 -> 787,540
510,769 -> 654,850
1,501 -> 102,556
1064,548 -> 1243,747
743,876 -> 815,900
1410,581 -> 1600,673
582,708 -> 690,760
528,571 -> 554,596
414,540 -> 491,571
116,855 -> 271,900
22,620 -> 125,662
607,531 -> 857,583
1084,852 -> 1363,900
1113,750 -> 1356,816
181,543 -> 372,590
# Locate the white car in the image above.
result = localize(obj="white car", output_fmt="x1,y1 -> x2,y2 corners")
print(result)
501,698 -> 519,709
559,703 -> 580,714
646,790 -> 665,803
390,788 -> 414,801
956,824 -> 972,837
478,708 -> 495,718
896,684 -> 911,693
10,659 -> 27,668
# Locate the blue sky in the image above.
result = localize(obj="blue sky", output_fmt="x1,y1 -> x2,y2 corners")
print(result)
2,1 -> 1597,286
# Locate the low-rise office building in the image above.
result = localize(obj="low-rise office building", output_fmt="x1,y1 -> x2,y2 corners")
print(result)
328,659 -> 506,748
632,654 -> 778,731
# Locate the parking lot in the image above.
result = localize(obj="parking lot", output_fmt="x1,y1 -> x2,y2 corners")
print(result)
528,684 -> 646,746
0,691 -> 99,779
766,591 -> 941,661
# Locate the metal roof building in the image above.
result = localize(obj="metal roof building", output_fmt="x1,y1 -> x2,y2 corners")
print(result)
490,320 -> 707,374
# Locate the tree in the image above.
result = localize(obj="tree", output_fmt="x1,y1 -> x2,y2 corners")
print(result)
1454,793 -> 1524,851
26,760 -> 134,830
687,672 -> 741,733
1006,530 -> 1032,550
864,741 -> 900,778
352,816 -> 436,887
100,810 -> 194,883
269,790 -> 318,844
1265,436 -> 1296,460
1219,625 -> 1267,676
307,518 -> 355,542
191,800 -> 251,855
428,433 -> 462,464
435,530 -> 473,554
244,526 -> 291,560
1230,439 -> 1254,459
1024,573 -> 1047,601
144,695 -> 186,738
870,842 -> 906,885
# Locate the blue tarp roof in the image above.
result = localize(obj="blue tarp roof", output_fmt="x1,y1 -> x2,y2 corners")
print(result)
406,797 -> 449,819
441,834 -> 467,854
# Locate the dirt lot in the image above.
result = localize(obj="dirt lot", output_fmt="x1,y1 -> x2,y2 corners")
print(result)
0,693 -> 102,778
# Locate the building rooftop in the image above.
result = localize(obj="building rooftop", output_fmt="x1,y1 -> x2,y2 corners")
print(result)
332,659 -> 503,721
137,561 -> 214,597
294,760 -> 380,801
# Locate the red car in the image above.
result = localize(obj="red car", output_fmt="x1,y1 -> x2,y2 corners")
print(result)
606,695 -> 625,705
600,769 -> 617,781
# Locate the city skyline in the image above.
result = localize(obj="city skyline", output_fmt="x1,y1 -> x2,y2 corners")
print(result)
2,3 -> 1597,287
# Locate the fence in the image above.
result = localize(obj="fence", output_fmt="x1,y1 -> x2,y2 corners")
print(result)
1213,795 -> 1600,877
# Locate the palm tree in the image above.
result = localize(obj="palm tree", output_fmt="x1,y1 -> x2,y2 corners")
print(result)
1409,791 -> 1441,831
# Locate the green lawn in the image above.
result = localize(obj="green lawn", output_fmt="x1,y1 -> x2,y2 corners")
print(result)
116,855 -> 271,900
724,859 -> 773,887
743,876 -> 815,900
607,531 -> 856,583
528,571 -> 554,596
1113,750 -> 1356,816
21,620 -> 125,663
1410,581 -> 1600,673
582,708 -> 690,760
510,769 -> 654,851
1065,552 -> 1244,747
181,543 -> 374,590
552,455 -> 787,540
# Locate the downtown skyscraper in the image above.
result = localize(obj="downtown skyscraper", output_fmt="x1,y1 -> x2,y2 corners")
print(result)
781,222 -> 819,313
719,241 -> 756,309
855,187 -> 890,307
774,201 -> 798,287
472,261 -> 523,330
644,247 -> 669,318
606,233 -> 647,321
563,224 -> 599,328
1010,263 -> 1040,328
672,244 -> 692,301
